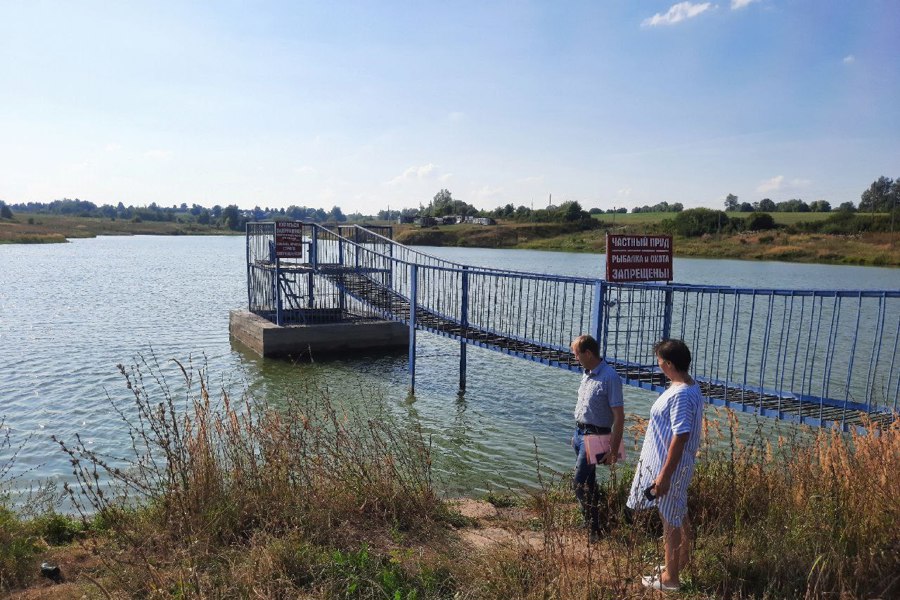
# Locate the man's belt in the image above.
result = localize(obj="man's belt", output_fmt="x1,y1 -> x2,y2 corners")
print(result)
576,422 -> 611,435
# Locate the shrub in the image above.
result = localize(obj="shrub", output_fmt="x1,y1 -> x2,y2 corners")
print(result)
33,513 -> 83,545
0,506 -> 42,592
665,208 -> 737,237
745,212 -> 775,231
792,210 -> 899,234
0,420 -> 42,592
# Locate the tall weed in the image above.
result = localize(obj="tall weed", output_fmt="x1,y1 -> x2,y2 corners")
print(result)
54,357 -> 445,597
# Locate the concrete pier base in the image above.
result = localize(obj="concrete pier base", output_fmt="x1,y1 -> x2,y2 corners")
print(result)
229,310 -> 409,358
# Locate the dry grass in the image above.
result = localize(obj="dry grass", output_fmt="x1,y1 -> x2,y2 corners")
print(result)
3,363 -> 899,598
451,412 -> 900,599
680,410 -> 900,598
50,357 -> 448,598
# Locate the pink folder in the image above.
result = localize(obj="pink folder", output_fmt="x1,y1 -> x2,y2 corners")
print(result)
584,434 -> 626,464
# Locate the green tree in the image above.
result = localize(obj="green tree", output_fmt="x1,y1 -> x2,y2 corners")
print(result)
756,198 -> 777,212
328,205 -> 347,222
433,188 -> 452,204
809,200 -> 831,212
222,204 -> 244,230
428,189 -> 453,216
776,198 -> 810,212
0,201 -> 12,219
563,200 -> 584,221
724,193 -> 739,211
859,176 -> 897,213
668,208 -> 734,237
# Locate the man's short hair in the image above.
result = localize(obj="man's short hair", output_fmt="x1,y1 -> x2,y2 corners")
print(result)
653,338 -> 692,372
571,334 -> 600,357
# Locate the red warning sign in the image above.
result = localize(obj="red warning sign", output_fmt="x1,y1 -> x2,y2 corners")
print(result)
275,221 -> 304,259
605,234 -> 673,282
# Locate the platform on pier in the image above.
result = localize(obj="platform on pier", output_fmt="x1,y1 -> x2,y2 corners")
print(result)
229,310 -> 409,358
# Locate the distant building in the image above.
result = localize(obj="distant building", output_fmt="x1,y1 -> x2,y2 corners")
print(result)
415,216 -> 437,227
397,215 -> 415,224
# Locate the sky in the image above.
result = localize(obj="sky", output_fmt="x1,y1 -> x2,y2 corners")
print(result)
1,1 -> 898,214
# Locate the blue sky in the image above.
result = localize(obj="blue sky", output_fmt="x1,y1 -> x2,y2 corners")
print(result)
1,1 -> 898,213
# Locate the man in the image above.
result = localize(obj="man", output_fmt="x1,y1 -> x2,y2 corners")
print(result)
570,334 -> 624,542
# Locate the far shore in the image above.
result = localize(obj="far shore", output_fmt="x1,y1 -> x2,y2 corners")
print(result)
394,222 -> 900,267
0,214 -> 237,244
2,213 -> 897,267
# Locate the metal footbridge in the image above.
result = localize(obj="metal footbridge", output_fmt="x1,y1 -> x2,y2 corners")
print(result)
245,223 -> 900,432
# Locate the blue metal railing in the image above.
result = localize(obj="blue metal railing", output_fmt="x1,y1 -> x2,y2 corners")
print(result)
245,222 -> 900,428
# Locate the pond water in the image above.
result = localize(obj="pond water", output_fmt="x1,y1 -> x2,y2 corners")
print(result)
1,236 -> 898,497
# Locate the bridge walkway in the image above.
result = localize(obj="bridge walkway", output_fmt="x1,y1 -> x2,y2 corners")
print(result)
245,222 -> 900,432
320,265 -> 894,430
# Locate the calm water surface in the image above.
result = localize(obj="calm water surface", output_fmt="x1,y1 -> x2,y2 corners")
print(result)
1,236 -> 898,496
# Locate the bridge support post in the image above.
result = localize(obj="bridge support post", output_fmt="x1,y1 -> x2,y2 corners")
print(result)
307,226 -> 318,310
337,234 -> 346,315
408,264 -> 418,394
459,343 -> 466,392
591,281 -> 605,352
459,266 -> 469,392
662,288 -> 674,340
245,223 -> 252,311
275,258 -> 284,326
387,238 -> 394,290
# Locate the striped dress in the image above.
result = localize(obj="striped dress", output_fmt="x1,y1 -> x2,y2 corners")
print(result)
626,382 -> 704,527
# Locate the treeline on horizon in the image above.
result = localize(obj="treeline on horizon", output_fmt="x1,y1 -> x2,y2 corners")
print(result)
1,175 -> 896,236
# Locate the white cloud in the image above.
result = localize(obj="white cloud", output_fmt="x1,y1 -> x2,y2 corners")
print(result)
843,54 -> 856,65
642,2 -> 712,27
471,185 -> 503,203
730,0 -> 759,9
293,165 -> 316,175
144,149 -> 171,160
518,175 -> 544,185
104,143 -> 122,153
64,160 -> 96,174
756,176 -> 812,194
617,187 -> 632,198
448,111 -> 465,122
387,163 -> 441,185
756,175 -> 784,193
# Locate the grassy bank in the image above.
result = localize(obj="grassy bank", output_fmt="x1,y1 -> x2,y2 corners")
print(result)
2,364 -> 898,599
0,214 -> 233,244
517,228 -> 900,266
395,221 -> 900,266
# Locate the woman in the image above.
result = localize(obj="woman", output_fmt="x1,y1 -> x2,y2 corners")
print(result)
627,339 -> 704,592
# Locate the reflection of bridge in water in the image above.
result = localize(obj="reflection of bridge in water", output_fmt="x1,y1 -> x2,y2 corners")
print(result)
245,223 -> 899,432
